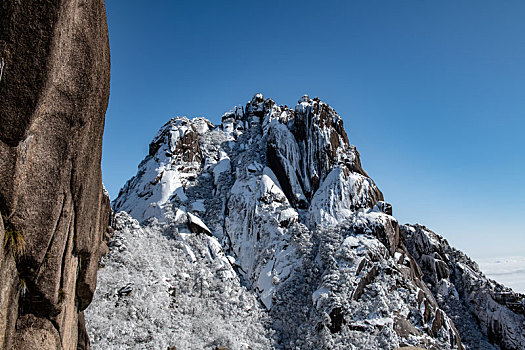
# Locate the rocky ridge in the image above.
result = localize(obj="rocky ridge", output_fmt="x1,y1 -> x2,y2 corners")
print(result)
404,224 -> 525,350
87,94 -> 524,349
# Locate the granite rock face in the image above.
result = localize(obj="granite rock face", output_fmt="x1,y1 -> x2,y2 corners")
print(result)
0,0 -> 111,349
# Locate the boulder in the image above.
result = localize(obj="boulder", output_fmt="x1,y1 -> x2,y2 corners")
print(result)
393,317 -> 422,337
187,213 -> 212,235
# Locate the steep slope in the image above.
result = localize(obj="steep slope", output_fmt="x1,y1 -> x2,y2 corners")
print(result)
0,1 -> 111,349
87,94 -> 523,349
403,225 -> 525,350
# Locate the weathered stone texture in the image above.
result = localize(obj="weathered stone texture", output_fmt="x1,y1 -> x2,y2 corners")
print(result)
0,0 -> 111,348
0,214 -> 18,350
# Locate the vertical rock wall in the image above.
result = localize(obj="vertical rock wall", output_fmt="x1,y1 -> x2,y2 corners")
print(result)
0,0 -> 111,349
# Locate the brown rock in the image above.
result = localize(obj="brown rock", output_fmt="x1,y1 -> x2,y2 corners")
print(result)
291,99 -> 348,197
346,145 -> 372,179
448,318 -> 464,350
0,213 -> 19,350
394,317 -> 422,338
417,290 -> 425,308
352,265 -> 378,301
379,216 -> 400,255
0,0 -> 111,348
14,314 -> 62,349
423,299 -> 433,323
431,309 -> 445,336
77,312 -> 90,350
149,120 -> 202,163
350,215 -> 400,255
176,125 -> 201,163
292,99 -> 383,207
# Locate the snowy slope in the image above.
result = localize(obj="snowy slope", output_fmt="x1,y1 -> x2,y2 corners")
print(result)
86,212 -> 273,349
86,94 -> 524,350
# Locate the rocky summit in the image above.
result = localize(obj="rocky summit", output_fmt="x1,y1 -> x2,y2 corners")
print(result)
86,94 -> 525,350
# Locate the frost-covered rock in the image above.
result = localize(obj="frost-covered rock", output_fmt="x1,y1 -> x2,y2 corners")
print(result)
86,212 -> 274,349
112,117 -> 202,222
404,224 -> 525,350
88,94 -> 522,349
187,212 -> 211,235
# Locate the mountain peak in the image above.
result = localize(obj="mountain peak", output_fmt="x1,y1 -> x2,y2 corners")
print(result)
92,95 -> 525,350
114,94 -> 382,225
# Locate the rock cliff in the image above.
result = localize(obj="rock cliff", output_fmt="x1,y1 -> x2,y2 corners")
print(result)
0,0 -> 111,349
87,94 -> 523,349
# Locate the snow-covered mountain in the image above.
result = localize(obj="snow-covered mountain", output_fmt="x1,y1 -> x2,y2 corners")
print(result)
86,94 -> 525,350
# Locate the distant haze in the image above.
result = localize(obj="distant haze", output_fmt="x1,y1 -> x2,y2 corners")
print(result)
478,257 -> 525,294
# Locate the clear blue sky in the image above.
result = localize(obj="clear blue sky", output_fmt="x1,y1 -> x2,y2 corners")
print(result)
102,0 -> 525,259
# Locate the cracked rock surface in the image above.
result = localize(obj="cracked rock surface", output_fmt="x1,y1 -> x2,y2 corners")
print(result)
0,0 -> 111,349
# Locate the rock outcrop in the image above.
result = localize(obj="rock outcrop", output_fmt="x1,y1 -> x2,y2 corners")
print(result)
0,0 -> 111,349
404,224 -> 525,350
